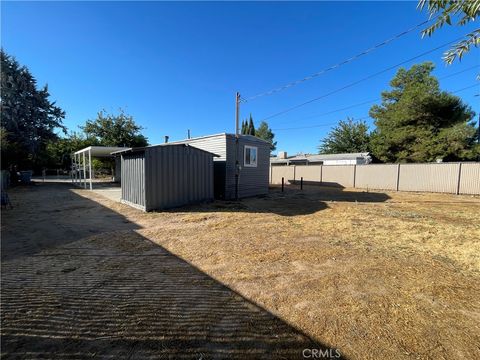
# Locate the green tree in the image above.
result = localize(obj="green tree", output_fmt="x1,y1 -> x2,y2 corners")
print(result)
369,62 -> 478,163
418,0 -> 479,64
43,132 -> 99,170
81,109 -> 148,147
248,114 -> 255,136
255,121 -> 277,151
0,50 -> 66,170
241,120 -> 247,135
318,118 -> 370,154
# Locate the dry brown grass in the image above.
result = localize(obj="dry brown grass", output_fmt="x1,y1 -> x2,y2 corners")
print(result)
79,184 -> 480,359
3,183 -> 479,359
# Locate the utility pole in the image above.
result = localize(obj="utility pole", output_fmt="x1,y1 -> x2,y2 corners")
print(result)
235,92 -> 241,200
235,92 -> 240,137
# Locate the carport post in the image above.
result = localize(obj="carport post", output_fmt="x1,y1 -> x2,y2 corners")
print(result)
71,155 -> 74,184
89,148 -> 92,190
83,151 -> 86,189
74,154 -> 78,185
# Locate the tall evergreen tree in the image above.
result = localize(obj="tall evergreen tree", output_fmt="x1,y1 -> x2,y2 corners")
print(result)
241,120 -> 247,135
248,114 -> 255,136
0,50 -> 66,169
369,62 -> 478,162
255,121 -> 277,151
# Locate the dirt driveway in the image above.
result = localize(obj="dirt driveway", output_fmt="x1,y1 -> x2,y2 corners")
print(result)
2,182 -> 480,359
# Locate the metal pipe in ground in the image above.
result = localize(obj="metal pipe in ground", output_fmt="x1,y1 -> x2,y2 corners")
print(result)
282,177 -> 284,192
301,177 -> 303,190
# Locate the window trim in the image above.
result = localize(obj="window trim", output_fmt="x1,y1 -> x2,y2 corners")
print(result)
244,145 -> 258,167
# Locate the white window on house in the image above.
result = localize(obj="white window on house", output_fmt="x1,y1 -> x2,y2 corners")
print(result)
244,145 -> 258,167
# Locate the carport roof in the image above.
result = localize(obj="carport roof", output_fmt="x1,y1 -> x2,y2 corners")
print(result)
73,146 -> 130,158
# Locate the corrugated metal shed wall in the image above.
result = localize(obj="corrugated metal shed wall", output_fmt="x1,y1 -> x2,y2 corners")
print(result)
144,145 -> 214,211
226,135 -> 270,199
398,163 -> 459,193
355,164 -> 398,191
171,134 -> 227,198
173,134 -> 270,199
121,152 -> 146,210
459,163 -> 480,195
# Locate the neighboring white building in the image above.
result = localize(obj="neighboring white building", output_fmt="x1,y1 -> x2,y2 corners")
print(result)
270,152 -> 372,166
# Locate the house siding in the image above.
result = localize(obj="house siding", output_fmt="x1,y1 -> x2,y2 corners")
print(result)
225,135 -> 270,199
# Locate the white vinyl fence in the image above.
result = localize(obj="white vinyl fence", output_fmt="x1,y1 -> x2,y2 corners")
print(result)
270,162 -> 480,195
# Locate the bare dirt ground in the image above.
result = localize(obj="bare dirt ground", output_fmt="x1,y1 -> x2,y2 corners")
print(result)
1,183 -> 479,359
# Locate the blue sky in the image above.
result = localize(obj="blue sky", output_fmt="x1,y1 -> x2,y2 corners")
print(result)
2,1 -> 479,155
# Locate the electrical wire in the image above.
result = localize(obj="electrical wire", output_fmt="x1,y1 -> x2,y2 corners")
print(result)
272,83 -> 479,131
273,64 -> 479,126
242,17 -> 438,102
260,36 -> 464,122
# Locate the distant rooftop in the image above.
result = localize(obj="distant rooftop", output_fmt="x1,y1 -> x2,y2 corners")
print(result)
271,152 -> 371,164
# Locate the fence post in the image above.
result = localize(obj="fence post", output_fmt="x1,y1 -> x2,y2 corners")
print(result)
301,177 -> 303,190
320,165 -> 323,184
282,177 -> 284,192
456,163 -> 462,195
293,165 -> 296,184
396,163 -> 401,191
353,164 -> 356,188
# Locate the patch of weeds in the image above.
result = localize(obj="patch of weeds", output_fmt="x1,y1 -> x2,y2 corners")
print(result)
384,210 -> 426,220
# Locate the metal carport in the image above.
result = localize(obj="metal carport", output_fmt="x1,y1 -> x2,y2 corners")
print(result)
71,146 -> 129,190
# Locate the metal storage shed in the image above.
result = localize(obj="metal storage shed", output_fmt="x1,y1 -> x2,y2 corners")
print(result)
169,133 -> 270,200
115,144 -> 216,211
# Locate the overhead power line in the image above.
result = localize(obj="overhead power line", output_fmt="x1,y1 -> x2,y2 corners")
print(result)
273,64 -> 479,126
272,83 -> 479,131
261,36 -> 464,122
242,17 -> 437,102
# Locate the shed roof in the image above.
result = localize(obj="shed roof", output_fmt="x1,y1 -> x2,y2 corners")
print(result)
111,143 -> 220,157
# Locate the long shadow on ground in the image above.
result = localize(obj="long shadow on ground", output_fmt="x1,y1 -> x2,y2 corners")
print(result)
1,183 -> 343,359
176,184 -> 390,217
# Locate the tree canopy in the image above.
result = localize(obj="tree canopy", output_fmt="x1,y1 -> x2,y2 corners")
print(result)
318,118 -> 370,154
369,62 -> 478,162
0,50 -> 66,169
418,0 -> 479,64
81,109 -> 148,147
255,121 -> 277,151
